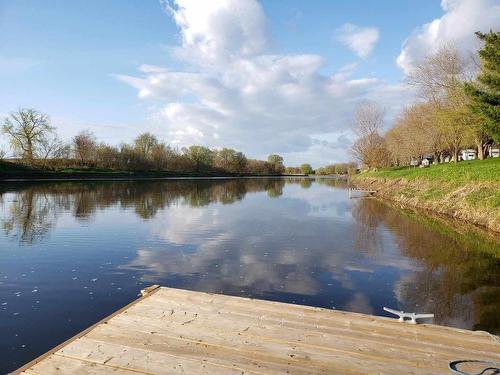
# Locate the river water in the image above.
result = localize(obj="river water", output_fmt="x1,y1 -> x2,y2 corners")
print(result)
0,178 -> 499,372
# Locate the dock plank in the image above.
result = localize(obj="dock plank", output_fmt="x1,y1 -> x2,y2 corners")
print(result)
111,307 -> 496,364
23,355 -> 146,375
126,292 -> 497,355
14,286 -> 500,375
57,338 -> 253,375
153,288 -> 495,345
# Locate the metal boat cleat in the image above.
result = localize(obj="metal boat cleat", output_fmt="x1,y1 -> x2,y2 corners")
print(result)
383,307 -> 434,324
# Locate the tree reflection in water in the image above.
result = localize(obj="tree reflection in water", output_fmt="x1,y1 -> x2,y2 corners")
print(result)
0,178 -> 498,334
351,198 -> 500,332
0,179 -> 286,243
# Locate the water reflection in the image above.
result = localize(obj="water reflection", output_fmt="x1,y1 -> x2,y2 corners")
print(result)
353,198 -> 500,330
0,178 -> 498,373
0,179 -> 292,244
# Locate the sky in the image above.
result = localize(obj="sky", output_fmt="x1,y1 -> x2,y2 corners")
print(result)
1,0 -> 499,167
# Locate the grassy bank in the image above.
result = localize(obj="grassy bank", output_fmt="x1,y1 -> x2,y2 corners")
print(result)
353,158 -> 500,233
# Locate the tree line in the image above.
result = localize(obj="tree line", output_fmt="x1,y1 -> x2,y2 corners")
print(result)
0,111 -> 359,176
283,162 -> 356,176
351,31 -> 500,169
1,112 -> 292,175
315,162 -> 357,175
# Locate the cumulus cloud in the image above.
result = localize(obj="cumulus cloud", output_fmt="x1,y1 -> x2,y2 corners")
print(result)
397,0 -> 500,75
118,185 -> 372,298
335,23 -> 379,58
117,0 -> 410,166
162,0 -> 268,64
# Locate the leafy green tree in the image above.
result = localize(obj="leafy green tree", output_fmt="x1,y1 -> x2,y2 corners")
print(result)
246,159 -> 273,175
134,133 -> 159,159
284,166 -> 301,174
267,154 -> 284,174
215,148 -> 247,173
183,145 -> 214,172
300,163 -> 314,175
465,31 -> 500,143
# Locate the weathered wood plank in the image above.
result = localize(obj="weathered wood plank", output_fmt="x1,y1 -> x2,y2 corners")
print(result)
56,337 -> 256,375
153,288 -> 471,335
23,354 -> 147,374
84,320 -> 430,375
14,286 -> 500,375
138,289 -> 498,350
106,312 -> 459,372
114,305 -> 498,362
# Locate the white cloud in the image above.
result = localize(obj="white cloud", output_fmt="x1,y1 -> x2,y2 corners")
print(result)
335,23 -> 379,58
117,0 -> 410,166
162,0 -> 268,64
397,0 -> 500,75
118,188 -> 360,295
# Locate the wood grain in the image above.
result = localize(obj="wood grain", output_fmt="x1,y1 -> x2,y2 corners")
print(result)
13,286 -> 500,375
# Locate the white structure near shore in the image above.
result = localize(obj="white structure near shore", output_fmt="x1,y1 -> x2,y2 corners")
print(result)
460,149 -> 477,161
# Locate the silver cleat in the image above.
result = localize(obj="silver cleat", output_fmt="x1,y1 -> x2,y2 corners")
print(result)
383,307 -> 434,324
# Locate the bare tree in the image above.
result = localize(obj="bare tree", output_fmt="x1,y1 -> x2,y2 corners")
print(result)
405,44 -> 486,161
1,108 -> 55,162
435,88 -> 475,162
151,142 -> 174,170
38,134 -> 68,166
73,130 -> 97,166
351,102 -> 385,138
350,102 -> 390,168
407,45 -> 471,101
391,102 -> 439,164
385,122 -> 409,166
95,143 -> 120,169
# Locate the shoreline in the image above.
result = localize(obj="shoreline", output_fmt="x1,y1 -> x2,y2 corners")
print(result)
0,172 -> 347,182
369,192 -> 500,251
352,175 -> 500,234
0,173 -> 311,182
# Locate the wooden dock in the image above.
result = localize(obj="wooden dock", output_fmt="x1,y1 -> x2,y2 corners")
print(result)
348,188 -> 377,199
14,286 -> 500,374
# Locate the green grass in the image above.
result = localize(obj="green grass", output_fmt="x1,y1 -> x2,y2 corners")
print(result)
58,167 -> 131,174
360,157 -> 500,184
420,187 -> 447,200
465,187 -> 500,209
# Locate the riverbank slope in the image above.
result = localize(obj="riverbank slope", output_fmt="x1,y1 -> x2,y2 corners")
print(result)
352,158 -> 500,233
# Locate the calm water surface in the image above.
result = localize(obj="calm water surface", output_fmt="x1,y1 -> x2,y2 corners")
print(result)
0,178 -> 499,373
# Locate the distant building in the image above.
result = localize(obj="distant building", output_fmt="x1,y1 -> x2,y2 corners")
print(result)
422,154 -> 433,165
490,146 -> 499,158
460,149 -> 477,161
410,157 -> 420,166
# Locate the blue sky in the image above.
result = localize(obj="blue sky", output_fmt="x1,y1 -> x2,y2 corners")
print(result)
1,0 -> 499,166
